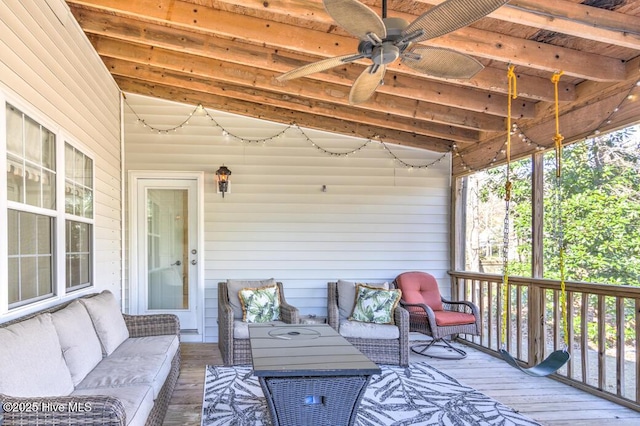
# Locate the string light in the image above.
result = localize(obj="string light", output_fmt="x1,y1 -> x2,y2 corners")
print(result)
452,77 -> 640,173
123,97 -> 449,170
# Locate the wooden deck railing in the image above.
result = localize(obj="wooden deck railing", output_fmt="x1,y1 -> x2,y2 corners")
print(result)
450,271 -> 640,411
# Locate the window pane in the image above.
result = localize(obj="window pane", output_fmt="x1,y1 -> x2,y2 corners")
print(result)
84,156 -> 93,188
65,181 -> 75,214
25,165 -> 41,207
8,209 -> 18,255
20,257 -> 37,301
42,130 -> 55,170
20,212 -> 37,254
38,257 -> 52,296
7,155 -> 24,203
65,143 -> 74,183
7,211 -> 54,307
6,104 -> 22,156
66,220 -> 92,290
24,116 -> 40,164
74,147 -> 84,183
83,189 -> 93,218
37,215 -> 51,254
8,258 -> 19,304
42,169 -> 55,210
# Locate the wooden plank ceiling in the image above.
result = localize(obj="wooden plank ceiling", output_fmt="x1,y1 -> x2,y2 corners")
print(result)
66,0 -> 640,174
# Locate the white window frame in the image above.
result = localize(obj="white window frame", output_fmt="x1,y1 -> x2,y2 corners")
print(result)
0,91 -> 96,318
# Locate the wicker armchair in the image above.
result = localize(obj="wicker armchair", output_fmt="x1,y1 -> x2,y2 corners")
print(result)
327,281 -> 409,367
395,271 -> 480,359
218,280 -> 300,366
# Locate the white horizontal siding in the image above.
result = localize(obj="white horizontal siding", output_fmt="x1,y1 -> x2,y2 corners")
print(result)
0,0 -> 122,318
124,93 -> 451,343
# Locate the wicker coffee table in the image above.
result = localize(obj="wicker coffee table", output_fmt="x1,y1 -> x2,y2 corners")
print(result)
248,323 -> 380,426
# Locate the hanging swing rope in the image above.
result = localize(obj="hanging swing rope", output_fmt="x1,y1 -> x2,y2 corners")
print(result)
552,71 -> 569,352
500,65 -> 517,351
499,68 -> 570,377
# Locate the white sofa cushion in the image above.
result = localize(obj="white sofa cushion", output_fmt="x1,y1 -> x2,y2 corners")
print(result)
81,290 -> 129,356
338,319 -> 400,340
233,319 -> 287,339
76,353 -> 171,400
112,335 -> 179,360
336,280 -> 388,320
0,313 -> 74,397
51,300 -> 103,386
72,385 -> 154,426
226,279 -> 276,319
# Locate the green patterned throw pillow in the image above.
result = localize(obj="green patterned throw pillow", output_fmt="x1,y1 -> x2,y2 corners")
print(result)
349,284 -> 402,324
238,285 -> 281,323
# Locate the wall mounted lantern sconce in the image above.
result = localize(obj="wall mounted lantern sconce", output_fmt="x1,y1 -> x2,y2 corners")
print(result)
215,165 -> 232,198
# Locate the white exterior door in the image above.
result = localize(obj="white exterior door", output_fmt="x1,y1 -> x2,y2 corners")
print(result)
131,174 -> 203,341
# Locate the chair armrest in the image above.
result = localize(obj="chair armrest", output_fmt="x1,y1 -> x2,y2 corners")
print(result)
0,394 -> 126,426
441,298 -> 480,317
218,282 -> 234,365
400,301 -> 438,328
123,313 -> 180,338
276,282 -> 299,324
327,282 -> 340,330
393,305 -> 410,367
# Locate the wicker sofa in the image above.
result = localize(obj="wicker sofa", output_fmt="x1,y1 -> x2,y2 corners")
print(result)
0,290 -> 180,426
328,281 -> 410,367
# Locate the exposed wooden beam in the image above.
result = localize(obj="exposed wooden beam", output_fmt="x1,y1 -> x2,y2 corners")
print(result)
68,0 -> 620,82
90,35 -> 507,133
117,77 -> 456,152
70,3 -> 545,115
453,79 -> 640,174
409,0 -> 640,50
105,57 -> 480,144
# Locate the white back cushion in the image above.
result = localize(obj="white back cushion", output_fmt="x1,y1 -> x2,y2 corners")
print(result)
336,280 -> 389,320
226,279 -> 276,319
52,300 -> 103,386
81,290 -> 129,356
0,314 -> 75,397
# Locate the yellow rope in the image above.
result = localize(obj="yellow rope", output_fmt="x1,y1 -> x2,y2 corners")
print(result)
501,65 -> 517,347
552,71 -> 569,349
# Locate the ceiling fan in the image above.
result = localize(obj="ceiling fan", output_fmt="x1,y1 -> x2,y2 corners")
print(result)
276,0 -> 509,104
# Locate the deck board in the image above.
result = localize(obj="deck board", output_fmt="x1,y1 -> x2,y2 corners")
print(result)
162,340 -> 640,425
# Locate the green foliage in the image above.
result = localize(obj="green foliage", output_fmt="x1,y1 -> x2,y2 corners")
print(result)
544,130 -> 640,286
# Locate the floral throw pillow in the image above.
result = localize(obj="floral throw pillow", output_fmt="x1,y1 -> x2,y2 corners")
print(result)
238,285 -> 281,323
349,284 -> 402,325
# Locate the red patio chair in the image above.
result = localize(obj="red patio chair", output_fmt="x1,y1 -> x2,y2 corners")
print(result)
394,271 -> 480,359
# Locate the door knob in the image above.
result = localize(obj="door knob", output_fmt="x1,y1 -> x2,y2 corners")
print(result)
171,260 -> 181,266
191,259 -> 197,265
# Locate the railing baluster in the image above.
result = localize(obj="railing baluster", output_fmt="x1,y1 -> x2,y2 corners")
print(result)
554,289 -> 561,356
616,297 -> 624,397
636,298 -> 640,404
493,280 -> 498,350
567,291 -> 574,379
517,284 -> 523,360
598,294 -> 606,390
581,292 -> 589,385
506,282 -> 512,353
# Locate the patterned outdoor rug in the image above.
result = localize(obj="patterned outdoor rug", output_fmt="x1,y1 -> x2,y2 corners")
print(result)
201,362 -> 540,425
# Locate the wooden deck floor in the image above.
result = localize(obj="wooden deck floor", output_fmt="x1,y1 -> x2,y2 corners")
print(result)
163,340 -> 640,426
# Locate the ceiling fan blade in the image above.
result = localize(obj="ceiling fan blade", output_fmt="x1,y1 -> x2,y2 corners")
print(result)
276,54 -> 364,81
403,0 -> 509,43
402,46 -> 483,79
323,0 -> 386,40
349,64 -> 386,105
